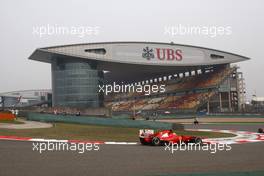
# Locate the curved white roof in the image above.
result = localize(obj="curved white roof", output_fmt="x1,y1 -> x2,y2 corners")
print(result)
29,41 -> 250,66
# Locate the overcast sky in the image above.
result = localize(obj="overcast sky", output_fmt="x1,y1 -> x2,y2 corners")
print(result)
0,0 -> 263,101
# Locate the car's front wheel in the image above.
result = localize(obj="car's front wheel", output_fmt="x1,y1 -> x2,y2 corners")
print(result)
152,137 -> 161,146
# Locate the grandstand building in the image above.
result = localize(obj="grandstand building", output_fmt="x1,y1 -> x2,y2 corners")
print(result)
29,42 -> 249,114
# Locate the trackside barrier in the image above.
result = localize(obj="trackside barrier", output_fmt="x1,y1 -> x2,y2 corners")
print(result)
27,113 -> 178,130
0,111 -> 16,121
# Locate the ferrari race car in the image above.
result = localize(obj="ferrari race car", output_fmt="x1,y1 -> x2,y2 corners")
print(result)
139,129 -> 203,146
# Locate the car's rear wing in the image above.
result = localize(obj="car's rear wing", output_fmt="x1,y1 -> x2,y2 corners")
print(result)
139,129 -> 154,137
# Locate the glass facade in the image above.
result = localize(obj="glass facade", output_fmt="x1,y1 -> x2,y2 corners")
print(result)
51,57 -> 102,108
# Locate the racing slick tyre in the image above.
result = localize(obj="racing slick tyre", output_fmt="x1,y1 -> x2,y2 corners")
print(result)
194,137 -> 202,144
152,137 -> 161,146
258,128 -> 263,133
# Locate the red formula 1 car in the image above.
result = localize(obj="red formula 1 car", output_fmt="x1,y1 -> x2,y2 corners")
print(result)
139,129 -> 202,146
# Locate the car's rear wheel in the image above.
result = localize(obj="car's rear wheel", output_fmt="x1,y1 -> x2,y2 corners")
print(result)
152,137 -> 161,146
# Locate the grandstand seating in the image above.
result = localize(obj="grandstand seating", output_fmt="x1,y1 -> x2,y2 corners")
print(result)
108,92 -> 215,112
105,66 -> 232,112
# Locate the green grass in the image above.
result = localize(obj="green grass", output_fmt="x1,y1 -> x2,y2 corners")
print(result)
0,123 -> 235,141
0,120 -> 24,124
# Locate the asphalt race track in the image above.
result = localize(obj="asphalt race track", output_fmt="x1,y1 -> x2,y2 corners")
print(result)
0,124 -> 264,176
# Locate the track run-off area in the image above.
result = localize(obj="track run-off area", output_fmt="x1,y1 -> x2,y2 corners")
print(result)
1,121 -> 264,176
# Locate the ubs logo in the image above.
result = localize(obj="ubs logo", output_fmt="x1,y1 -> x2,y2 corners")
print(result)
142,46 -> 183,61
142,47 -> 154,60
